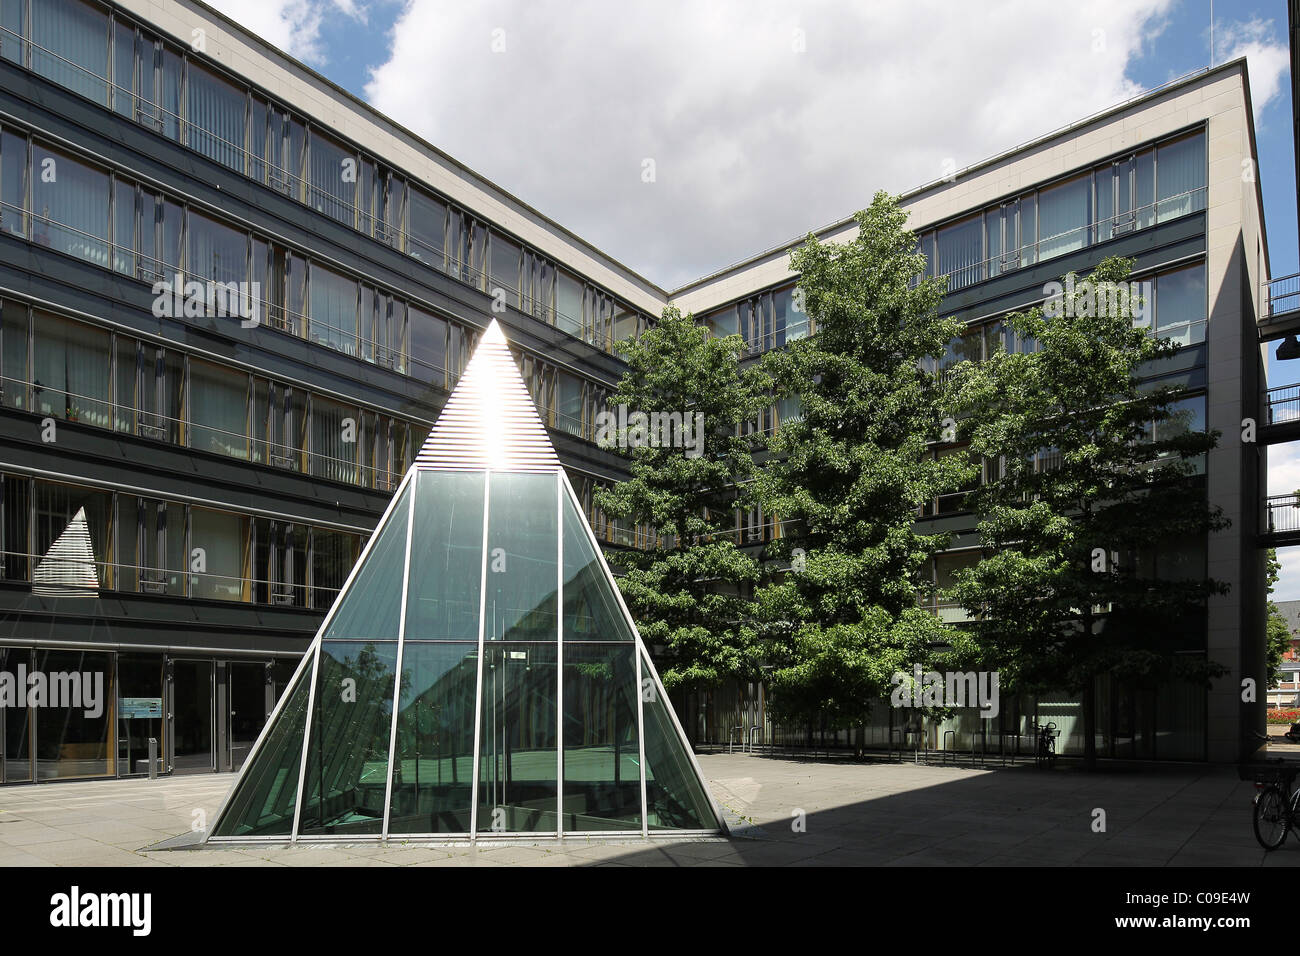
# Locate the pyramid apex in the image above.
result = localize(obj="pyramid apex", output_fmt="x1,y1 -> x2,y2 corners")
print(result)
414,319 -> 561,471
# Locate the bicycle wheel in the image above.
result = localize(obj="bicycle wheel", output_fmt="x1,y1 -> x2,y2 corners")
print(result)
1253,786 -> 1289,851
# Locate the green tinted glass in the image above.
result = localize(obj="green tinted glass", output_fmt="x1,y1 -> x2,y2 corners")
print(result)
476,642 -> 557,832
641,652 -> 718,830
211,659 -> 311,837
298,641 -> 397,835
322,481 -> 412,641
405,470 -> 486,640
387,641 -> 479,834
562,644 -> 641,831
485,472 -> 557,642
562,485 -> 633,641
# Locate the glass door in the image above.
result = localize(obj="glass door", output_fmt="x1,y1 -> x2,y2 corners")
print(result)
171,659 -> 215,773
117,653 -> 164,776
0,648 -> 31,783
226,661 -> 266,771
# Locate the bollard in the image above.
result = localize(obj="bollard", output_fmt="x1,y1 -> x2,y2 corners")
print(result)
148,737 -> 158,780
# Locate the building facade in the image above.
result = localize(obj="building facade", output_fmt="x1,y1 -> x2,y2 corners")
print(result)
0,0 -> 1271,781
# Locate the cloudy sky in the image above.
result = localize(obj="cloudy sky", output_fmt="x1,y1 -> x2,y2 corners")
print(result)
203,0 -> 1300,596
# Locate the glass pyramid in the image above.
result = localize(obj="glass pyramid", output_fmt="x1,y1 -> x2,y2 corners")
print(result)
207,320 -> 724,842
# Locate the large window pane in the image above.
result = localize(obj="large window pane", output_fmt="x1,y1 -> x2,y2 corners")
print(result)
299,641 -> 397,835
408,306 -> 447,385
641,652 -> 717,830
187,210 -> 247,309
33,311 -> 110,428
408,187 -> 445,267
33,480 -> 111,593
34,650 -> 113,780
387,642 -> 478,834
2,299 -> 28,411
1155,264 -> 1206,345
31,145 -> 109,267
562,645 -> 641,831
211,660 -> 310,837
311,528 -> 357,611
307,129 -> 355,226
311,394 -> 358,484
322,479 -> 412,641
556,270 -> 582,336
1156,133 -> 1206,221
2,130 -> 28,238
32,0 -> 108,104
1037,174 -> 1089,260
486,472 -> 558,642
476,642 -> 558,833
405,470 -> 485,641
562,484 -> 633,642
189,507 -> 248,601
936,215 -> 983,290
489,232 -> 520,299
189,358 -> 247,458
555,372 -> 582,437
308,263 -> 358,355
186,63 -> 246,171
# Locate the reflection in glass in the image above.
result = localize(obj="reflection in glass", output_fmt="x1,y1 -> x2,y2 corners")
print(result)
34,650 -> 113,780
299,641 -> 397,835
406,471 -> 485,640
563,645 -> 641,831
477,643 -> 557,832
388,642 -> 478,833
211,661 -> 310,837
485,472 -> 557,642
563,486 -> 632,641
321,480 -> 411,641
642,652 -> 718,830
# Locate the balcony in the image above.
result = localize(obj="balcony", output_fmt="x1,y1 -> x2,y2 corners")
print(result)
1264,493 -> 1300,547
1259,273 -> 1300,341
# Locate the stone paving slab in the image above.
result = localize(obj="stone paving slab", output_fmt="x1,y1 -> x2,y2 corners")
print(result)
0,755 -> 1285,866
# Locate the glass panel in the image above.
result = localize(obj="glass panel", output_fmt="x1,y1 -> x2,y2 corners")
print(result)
476,642 -> 558,833
1155,264 -> 1207,344
298,641 -> 397,835
187,210 -> 247,294
211,659 -> 311,837
32,0 -> 109,104
310,394 -> 358,484
311,528 -> 356,610
307,264 -> 358,354
556,270 -> 582,336
936,215 -> 983,290
408,188 -> 445,267
189,358 -> 247,458
555,372 -> 583,437
322,479 -> 412,641
642,653 -> 717,829
2,299 -> 28,410
985,210 -> 1002,275
486,472 -> 558,642
562,484 -> 633,641
34,649 -> 113,780
408,306 -> 447,385
112,178 -> 133,274
189,507 -> 247,601
33,311 -> 111,428
1,647 -> 31,782
387,642 -> 478,834
405,470 -> 486,641
1156,133 -> 1205,221
1037,174 -> 1089,260
187,62 -> 245,171
1,0 -> 24,65
1136,150 -> 1155,229
1,130 -> 28,238
307,129 -> 354,225
562,644 -> 641,831
31,144 -> 110,267
489,232 -> 520,299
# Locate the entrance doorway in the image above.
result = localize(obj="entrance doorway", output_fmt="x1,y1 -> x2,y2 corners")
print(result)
226,661 -> 266,771
171,660 -> 215,773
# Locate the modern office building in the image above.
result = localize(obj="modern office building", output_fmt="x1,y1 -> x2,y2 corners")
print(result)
0,0 -> 1270,782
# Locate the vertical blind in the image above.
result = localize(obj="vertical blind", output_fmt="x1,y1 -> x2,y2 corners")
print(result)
187,64 -> 246,172
31,145 -> 109,267
32,0 -> 108,104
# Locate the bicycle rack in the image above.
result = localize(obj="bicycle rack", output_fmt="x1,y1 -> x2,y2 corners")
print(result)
748,725 -> 762,754
942,729 -> 955,765
728,725 -> 745,754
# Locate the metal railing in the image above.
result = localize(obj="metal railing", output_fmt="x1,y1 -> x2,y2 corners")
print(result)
1266,385 -> 1300,426
1266,494 -> 1300,536
1264,273 -> 1300,320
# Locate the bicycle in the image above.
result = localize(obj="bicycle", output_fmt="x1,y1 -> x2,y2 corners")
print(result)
1033,721 -> 1058,769
1249,762 -> 1300,851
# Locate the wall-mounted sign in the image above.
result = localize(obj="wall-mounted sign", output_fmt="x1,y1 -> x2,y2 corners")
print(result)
120,697 -> 163,719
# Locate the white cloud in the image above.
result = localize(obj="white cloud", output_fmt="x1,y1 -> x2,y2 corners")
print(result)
1215,17 -> 1289,120
204,0 -> 365,66
363,0 -> 1174,288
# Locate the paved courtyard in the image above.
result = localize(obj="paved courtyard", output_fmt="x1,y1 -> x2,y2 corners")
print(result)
0,753 -> 1290,866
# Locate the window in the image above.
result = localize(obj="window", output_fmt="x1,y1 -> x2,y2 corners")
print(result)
310,394 -> 358,484
1156,133 -> 1206,221
2,299 -> 28,411
31,0 -> 108,105
489,231 -> 520,299
307,129 -> 355,225
408,187 -> 445,266
31,144 -> 109,267
308,263 -> 358,355
189,359 -> 248,459
1,0 -> 23,64
311,529 -> 356,610
160,48 -> 181,141
187,209 -> 247,286
706,304 -> 740,339
936,215 -> 983,290
33,480 -> 111,592
776,285 -> 807,341
33,311 -> 110,428
556,270 -> 583,336
187,63 -> 246,171
1154,264 -> 1206,346
556,372 -> 583,437
1037,174 -> 1090,260
190,507 -> 248,601
2,129 -> 27,238
408,305 -> 447,385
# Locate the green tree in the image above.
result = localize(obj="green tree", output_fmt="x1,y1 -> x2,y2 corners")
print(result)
594,307 -> 765,700
755,192 -> 977,735
1265,548 -> 1291,688
952,256 -> 1228,769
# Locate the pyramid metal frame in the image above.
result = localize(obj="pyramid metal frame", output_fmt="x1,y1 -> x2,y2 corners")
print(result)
205,320 -> 727,842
